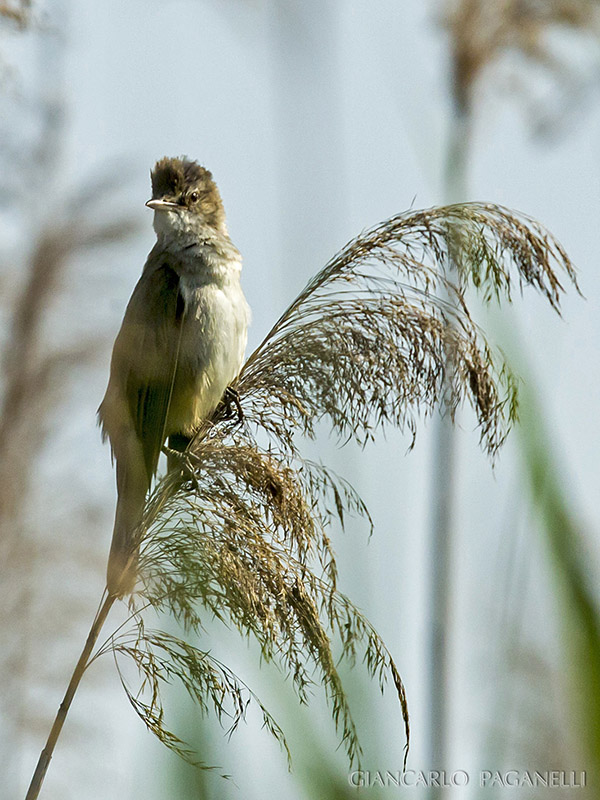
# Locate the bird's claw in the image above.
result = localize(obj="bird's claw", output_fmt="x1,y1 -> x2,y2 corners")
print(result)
221,386 -> 243,424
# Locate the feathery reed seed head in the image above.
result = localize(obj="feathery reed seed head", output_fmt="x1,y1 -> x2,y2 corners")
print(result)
103,202 -> 576,771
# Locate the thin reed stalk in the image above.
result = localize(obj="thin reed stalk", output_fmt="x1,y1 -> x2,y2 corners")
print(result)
25,593 -> 116,800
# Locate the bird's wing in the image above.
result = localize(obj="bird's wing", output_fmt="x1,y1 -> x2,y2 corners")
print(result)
104,259 -> 186,484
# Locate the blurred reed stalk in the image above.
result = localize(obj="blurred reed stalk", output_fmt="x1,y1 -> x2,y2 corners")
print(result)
517,382 -> 600,782
435,0 -> 600,788
426,6 -> 472,785
0,7 -> 139,795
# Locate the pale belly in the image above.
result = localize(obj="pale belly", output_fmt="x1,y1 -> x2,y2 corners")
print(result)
166,281 -> 249,435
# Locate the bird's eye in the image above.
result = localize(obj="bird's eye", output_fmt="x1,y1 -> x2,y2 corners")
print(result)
189,191 -> 199,203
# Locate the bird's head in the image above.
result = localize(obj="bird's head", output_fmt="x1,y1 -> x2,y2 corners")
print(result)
147,157 -> 227,240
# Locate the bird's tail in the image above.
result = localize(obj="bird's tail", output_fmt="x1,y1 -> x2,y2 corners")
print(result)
107,451 -> 149,597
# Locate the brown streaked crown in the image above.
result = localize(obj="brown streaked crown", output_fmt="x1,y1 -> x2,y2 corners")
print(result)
150,156 -> 226,232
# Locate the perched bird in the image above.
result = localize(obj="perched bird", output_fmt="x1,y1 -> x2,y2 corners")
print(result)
98,157 -> 250,596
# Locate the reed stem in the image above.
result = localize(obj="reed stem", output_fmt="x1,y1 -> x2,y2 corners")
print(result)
24,591 -> 116,800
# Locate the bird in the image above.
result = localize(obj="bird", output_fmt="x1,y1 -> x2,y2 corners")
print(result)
98,157 -> 250,596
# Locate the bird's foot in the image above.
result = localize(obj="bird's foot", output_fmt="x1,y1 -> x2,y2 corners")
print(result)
219,386 -> 243,424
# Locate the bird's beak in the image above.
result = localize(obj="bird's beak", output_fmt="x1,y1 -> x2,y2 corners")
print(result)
145,199 -> 180,211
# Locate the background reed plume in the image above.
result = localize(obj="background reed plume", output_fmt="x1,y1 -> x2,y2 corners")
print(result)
444,0 -> 600,123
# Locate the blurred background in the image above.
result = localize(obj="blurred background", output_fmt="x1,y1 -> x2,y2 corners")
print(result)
1,0 -> 599,797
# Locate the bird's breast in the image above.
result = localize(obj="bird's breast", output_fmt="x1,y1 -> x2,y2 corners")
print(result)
168,276 -> 249,433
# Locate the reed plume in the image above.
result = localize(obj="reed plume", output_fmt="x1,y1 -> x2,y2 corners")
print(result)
26,201 -> 577,797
